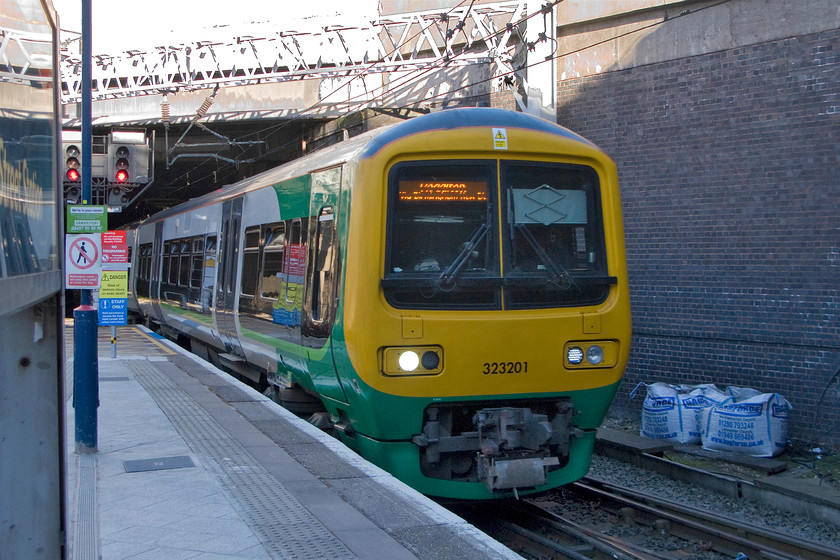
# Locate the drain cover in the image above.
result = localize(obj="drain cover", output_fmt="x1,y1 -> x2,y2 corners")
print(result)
123,455 -> 195,473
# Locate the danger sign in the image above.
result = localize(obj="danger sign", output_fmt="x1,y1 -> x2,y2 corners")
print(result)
492,128 -> 508,150
65,233 -> 102,288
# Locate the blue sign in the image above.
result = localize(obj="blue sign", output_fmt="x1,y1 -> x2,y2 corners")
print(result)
98,298 -> 127,326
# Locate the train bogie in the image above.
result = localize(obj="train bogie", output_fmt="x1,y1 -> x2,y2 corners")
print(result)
127,108 -> 631,499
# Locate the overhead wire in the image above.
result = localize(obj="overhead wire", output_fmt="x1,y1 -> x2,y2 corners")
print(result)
161,0 -> 729,195
163,0 -> 537,191
161,0 -> 482,190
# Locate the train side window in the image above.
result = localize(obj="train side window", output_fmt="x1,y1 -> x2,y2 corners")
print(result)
311,207 -> 335,323
138,243 -> 152,282
144,244 -> 153,280
179,239 -> 191,286
204,235 -> 217,292
162,241 -> 171,283
168,240 -> 180,284
260,223 -> 285,300
190,236 -> 203,289
285,219 -> 303,304
240,227 -> 260,298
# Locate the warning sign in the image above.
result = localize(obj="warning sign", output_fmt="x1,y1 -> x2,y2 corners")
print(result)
99,270 -> 128,299
65,233 -> 102,288
492,128 -> 508,150
102,230 -> 129,270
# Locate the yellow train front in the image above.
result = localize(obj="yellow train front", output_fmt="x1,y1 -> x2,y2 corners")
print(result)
329,108 -> 631,500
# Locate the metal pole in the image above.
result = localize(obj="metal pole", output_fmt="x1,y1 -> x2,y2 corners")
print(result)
110,326 -> 117,358
74,0 -> 98,454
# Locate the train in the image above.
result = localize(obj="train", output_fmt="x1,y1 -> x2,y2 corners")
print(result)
124,107 -> 632,500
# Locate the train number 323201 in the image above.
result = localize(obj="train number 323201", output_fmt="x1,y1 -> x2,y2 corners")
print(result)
483,361 -> 528,374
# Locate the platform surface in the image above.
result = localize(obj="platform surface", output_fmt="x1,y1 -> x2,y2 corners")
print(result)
64,322 -> 522,560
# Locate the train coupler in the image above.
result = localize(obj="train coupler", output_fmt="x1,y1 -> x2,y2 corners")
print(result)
477,454 -> 561,492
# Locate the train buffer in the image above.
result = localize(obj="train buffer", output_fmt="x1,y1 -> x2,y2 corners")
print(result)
63,322 -> 520,559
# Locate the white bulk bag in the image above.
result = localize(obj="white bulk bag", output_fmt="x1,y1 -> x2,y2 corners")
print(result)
701,393 -> 791,457
635,383 -> 711,444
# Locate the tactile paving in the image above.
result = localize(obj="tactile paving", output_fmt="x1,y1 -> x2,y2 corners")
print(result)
127,360 -> 355,560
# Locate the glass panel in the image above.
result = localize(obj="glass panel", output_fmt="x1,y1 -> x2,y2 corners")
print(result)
261,224 -> 285,300
244,228 -> 260,249
190,255 -> 203,288
502,162 -> 609,307
311,208 -> 335,322
0,1 -> 58,280
385,161 -> 497,308
161,242 -> 171,282
241,251 -> 259,297
179,252 -> 190,286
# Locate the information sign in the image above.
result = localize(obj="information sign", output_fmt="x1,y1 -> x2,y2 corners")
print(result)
65,233 -> 102,288
67,206 -> 107,234
98,298 -> 127,326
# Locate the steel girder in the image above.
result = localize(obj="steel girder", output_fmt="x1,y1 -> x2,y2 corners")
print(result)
59,1 -> 528,107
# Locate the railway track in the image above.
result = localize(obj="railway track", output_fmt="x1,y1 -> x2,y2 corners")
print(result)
452,477 -> 840,560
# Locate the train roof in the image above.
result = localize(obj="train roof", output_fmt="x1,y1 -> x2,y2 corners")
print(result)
359,107 -> 595,158
139,108 -> 598,223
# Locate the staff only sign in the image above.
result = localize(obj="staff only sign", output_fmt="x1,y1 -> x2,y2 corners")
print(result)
65,234 -> 102,288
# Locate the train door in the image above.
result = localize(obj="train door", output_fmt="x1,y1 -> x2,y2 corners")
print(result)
216,197 -> 245,355
302,166 -> 347,403
150,221 -> 165,321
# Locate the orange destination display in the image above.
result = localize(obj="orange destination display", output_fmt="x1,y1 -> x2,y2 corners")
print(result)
398,180 -> 488,201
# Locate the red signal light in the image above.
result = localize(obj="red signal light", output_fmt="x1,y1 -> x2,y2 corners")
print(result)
114,145 -> 130,183
67,168 -> 81,181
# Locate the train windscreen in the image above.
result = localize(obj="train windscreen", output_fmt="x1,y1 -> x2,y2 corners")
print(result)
383,160 -> 614,309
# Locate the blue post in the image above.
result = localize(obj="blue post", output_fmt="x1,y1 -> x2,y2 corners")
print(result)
74,0 -> 98,454
73,304 -> 98,453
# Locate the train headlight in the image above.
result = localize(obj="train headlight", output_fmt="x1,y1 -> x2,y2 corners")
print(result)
421,350 -> 440,370
382,346 -> 443,376
398,351 -> 420,372
586,345 -> 604,365
564,341 -> 618,368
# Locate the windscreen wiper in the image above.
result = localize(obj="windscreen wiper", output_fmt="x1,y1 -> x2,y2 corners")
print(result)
439,204 -> 492,286
513,223 -> 575,290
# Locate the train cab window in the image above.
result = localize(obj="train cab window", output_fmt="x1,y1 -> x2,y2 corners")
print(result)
383,161 -> 498,309
501,162 -> 613,308
205,235 -> 217,254
241,228 -> 261,298
260,223 -> 285,300
383,160 -> 615,311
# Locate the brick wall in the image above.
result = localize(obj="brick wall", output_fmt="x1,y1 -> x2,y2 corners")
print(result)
556,29 -> 840,446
